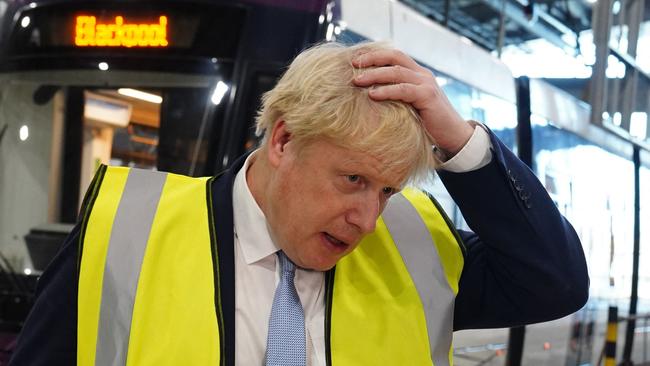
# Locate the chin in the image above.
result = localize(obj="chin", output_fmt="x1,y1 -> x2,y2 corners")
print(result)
291,236 -> 353,270
308,262 -> 337,271
300,254 -> 342,271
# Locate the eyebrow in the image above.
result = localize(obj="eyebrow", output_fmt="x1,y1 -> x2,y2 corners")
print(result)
336,151 -> 405,187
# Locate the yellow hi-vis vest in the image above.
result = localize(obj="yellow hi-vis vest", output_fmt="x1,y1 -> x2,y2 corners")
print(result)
77,165 -> 465,366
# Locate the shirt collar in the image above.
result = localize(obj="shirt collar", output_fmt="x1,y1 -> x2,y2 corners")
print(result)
232,151 -> 280,265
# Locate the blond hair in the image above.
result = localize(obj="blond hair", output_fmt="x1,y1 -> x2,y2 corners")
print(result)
255,41 -> 437,183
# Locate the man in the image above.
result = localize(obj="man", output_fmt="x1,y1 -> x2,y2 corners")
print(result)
11,42 -> 588,365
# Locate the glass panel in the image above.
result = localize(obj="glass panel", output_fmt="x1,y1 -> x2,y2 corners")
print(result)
0,82 -> 57,271
529,118 -> 636,365
635,158 -> 650,363
78,86 -> 225,201
640,162 -> 650,306
476,91 -> 518,155
0,71 -> 230,275
157,87 -> 217,175
439,76 -> 474,120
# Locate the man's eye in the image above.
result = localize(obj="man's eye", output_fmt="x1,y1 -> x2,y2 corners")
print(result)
347,175 -> 360,183
383,187 -> 394,195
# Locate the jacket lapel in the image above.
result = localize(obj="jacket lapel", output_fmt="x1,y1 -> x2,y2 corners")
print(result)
209,154 -> 249,366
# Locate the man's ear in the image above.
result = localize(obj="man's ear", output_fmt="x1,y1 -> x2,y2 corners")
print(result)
267,119 -> 291,167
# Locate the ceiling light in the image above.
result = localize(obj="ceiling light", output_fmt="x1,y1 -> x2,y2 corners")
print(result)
630,112 -> 647,139
19,125 -> 29,141
211,81 -> 229,105
118,88 -> 163,104
326,23 -> 335,41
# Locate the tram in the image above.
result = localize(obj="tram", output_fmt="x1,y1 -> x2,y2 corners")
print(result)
1,0 -> 649,365
0,0 -> 327,360
0,0 -> 326,250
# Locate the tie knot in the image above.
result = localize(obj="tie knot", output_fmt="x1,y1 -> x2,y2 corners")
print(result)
277,251 -> 296,274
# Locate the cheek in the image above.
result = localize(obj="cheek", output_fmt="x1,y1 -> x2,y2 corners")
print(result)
272,173 -> 316,234
282,171 -> 331,211
273,167 -> 347,236
300,183 -> 345,223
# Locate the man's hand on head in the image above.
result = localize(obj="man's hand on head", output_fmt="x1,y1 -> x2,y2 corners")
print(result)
352,48 -> 475,157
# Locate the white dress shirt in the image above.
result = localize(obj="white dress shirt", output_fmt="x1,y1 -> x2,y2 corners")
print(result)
232,125 -> 492,365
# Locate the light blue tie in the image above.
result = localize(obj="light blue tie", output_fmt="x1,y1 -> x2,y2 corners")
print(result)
265,251 -> 307,366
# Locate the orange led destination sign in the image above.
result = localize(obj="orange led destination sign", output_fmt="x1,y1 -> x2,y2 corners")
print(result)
75,15 -> 169,48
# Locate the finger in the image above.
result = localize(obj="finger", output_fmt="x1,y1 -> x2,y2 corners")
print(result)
352,49 -> 422,71
353,65 -> 425,87
367,83 -> 432,108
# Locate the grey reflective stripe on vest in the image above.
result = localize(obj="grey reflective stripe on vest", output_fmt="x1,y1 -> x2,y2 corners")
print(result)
95,169 -> 168,366
381,193 -> 454,366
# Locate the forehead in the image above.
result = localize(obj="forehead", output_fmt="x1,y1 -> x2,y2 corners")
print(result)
299,138 -> 409,188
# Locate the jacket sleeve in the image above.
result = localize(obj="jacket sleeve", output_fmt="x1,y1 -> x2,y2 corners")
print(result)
9,224 -> 80,365
440,129 -> 589,331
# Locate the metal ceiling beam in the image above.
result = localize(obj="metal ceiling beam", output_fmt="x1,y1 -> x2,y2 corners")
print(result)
590,0 -> 613,126
620,0 -> 645,132
401,0 -> 499,50
477,0 -> 577,50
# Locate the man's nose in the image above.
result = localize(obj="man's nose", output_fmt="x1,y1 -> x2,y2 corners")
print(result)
346,196 -> 380,234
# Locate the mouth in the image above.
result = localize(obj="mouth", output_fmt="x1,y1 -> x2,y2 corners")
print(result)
321,232 -> 351,253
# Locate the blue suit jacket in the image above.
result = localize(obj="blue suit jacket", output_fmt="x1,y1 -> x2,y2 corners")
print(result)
10,130 -> 589,365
